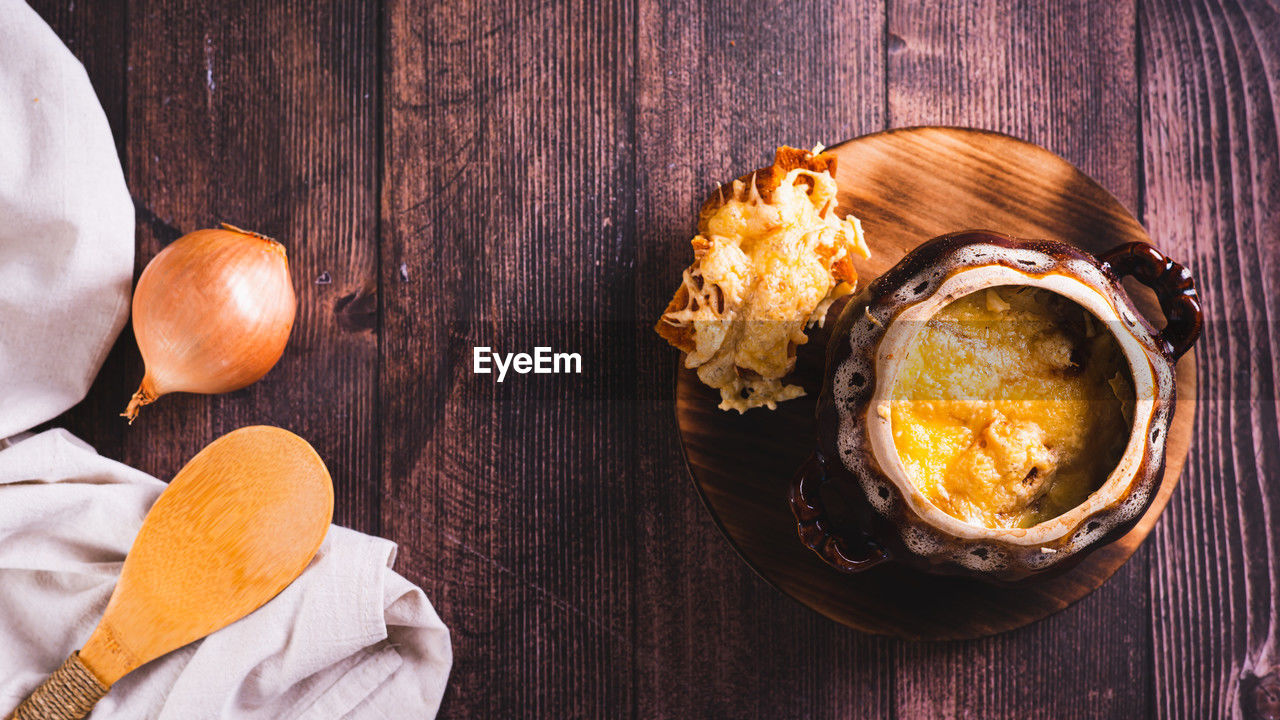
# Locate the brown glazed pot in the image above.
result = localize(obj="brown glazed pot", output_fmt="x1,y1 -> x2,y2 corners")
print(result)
790,230 -> 1202,582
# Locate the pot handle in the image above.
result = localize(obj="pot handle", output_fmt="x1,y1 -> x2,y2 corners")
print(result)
1099,242 -> 1203,360
790,453 -> 891,573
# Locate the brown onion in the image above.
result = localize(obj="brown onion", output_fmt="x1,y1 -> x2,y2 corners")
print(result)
123,224 -> 296,421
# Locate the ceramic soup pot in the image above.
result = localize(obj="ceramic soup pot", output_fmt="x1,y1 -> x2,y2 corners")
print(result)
791,230 -> 1202,582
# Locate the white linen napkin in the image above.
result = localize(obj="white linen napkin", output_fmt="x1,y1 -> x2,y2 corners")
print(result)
0,429 -> 452,719
0,1 -> 451,717
0,0 -> 133,440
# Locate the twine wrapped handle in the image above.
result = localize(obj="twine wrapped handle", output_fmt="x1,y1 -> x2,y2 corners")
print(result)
8,653 -> 108,720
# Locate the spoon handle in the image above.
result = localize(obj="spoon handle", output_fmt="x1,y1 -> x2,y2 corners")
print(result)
8,652 -> 108,720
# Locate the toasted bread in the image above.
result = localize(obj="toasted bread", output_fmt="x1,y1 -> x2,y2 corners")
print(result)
655,145 -> 869,412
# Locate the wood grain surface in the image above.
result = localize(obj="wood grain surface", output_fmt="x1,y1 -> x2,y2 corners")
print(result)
27,0 -> 1277,718
676,126 -> 1198,641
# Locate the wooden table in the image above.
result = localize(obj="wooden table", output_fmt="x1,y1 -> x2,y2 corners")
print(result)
31,1 -> 1278,718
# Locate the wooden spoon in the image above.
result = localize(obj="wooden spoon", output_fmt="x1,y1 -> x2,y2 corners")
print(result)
7,425 -> 334,720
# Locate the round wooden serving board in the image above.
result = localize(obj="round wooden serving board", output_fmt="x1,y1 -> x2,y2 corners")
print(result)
676,127 -> 1197,641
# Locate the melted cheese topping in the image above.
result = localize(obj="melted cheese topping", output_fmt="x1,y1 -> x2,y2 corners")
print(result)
890,287 -> 1133,528
662,164 -> 868,412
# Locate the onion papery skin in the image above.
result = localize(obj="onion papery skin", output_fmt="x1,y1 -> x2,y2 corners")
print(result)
124,224 -> 297,421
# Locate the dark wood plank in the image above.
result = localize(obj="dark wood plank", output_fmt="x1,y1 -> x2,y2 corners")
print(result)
48,1 -> 382,535
1141,2 -> 1280,718
30,0 -> 1280,717
635,1 -> 893,718
381,1 -> 638,716
23,0 -> 126,153
885,2 -> 1150,718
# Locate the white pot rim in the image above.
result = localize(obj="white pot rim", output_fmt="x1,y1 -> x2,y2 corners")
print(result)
865,264 -> 1159,546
